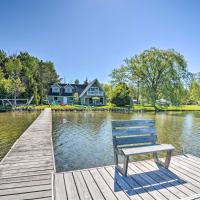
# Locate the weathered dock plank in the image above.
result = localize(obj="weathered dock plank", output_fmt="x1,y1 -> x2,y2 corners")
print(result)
0,108 -> 54,200
54,155 -> 200,200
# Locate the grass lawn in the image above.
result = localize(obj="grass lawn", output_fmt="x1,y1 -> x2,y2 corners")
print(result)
15,104 -> 131,111
133,104 -> 200,111
14,104 -> 200,111
159,105 -> 200,111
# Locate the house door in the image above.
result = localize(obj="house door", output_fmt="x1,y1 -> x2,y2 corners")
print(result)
63,97 -> 68,105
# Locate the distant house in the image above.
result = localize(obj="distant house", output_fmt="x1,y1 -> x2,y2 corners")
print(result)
47,79 -> 106,105
156,99 -> 171,106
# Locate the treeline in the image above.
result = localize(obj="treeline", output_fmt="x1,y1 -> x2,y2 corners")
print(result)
0,50 -> 59,105
103,48 -> 200,107
1,48 -> 200,108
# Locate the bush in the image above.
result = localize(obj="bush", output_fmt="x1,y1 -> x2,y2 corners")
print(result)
111,83 -> 131,106
111,95 -> 131,106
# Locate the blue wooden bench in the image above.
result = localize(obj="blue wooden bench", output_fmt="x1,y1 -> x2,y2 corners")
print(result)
112,119 -> 175,176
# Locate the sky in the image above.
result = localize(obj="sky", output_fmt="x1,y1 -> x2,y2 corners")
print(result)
0,0 -> 200,83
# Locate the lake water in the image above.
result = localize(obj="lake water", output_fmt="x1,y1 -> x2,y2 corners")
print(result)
0,111 -> 39,161
53,111 -> 200,172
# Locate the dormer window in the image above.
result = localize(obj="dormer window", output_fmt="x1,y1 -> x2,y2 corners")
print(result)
52,86 -> 60,93
65,85 -> 72,93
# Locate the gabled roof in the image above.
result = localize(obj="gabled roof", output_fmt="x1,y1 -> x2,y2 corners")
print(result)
63,84 -> 73,88
51,83 -> 61,88
48,79 -> 102,97
79,78 -> 98,97
48,83 -> 87,96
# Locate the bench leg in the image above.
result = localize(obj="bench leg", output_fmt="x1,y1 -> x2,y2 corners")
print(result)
153,150 -> 172,168
114,150 -> 118,166
123,155 -> 129,176
165,150 -> 172,168
114,151 -> 129,176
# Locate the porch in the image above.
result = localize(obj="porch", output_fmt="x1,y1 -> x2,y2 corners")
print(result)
83,96 -> 105,106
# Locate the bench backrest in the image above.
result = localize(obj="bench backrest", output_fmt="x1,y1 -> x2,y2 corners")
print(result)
112,119 -> 156,149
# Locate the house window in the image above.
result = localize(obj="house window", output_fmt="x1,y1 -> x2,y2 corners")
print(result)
52,86 -> 60,93
88,87 -> 99,95
65,86 -> 72,93
89,87 -> 99,92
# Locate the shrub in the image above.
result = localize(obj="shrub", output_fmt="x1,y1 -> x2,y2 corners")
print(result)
111,83 -> 131,106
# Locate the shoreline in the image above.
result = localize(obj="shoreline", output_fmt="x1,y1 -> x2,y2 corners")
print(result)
9,105 -> 200,113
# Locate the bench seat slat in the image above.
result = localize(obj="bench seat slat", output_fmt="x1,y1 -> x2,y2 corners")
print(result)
112,127 -> 156,137
115,135 -> 157,146
122,144 -> 175,156
112,120 -> 155,128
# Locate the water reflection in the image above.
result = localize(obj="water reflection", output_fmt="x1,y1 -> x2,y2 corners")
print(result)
52,111 -> 200,172
0,112 -> 39,160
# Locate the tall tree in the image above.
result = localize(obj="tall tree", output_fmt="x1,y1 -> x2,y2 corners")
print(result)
189,80 -> 200,104
110,66 -> 139,103
4,58 -> 25,105
0,69 -> 7,96
0,50 -> 59,105
109,66 -> 130,85
102,83 -> 112,103
36,61 -> 58,104
74,79 -> 80,84
17,52 -> 39,103
0,50 -> 7,68
125,48 -> 188,107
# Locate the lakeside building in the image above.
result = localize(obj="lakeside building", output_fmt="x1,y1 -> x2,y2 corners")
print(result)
47,79 -> 106,105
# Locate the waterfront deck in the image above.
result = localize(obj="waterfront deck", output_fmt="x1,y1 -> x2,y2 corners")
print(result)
0,108 -> 54,200
53,154 -> 200,200
1,109 -> 200,200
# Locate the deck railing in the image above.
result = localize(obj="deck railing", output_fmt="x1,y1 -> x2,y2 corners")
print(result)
87,91 -> 104,95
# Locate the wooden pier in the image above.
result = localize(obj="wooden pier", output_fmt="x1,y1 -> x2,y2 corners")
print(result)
0,108 -> 54,200
1,108 -> 200,200
53,154 -> 200,200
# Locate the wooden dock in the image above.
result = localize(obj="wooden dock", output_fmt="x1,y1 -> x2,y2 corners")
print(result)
0,108 -> 54,200
53,154 -> 200,200
1,108 -> 200,200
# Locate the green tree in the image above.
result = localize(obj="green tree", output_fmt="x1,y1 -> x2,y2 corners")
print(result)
74,79 -> 79,84
102,83 -> 112,103
125,48 -> 188,107
109,66 -> 130,85
0,50 -> 7,68
17,52 -> 39,101
189,80 -> 200,104
110,66 -> 140,103
4,58 -> 25,105
4,78 -> 25,104
193,72 -> 200,85
111,83 -> 131,106
5,57 -> 22,77
0,70 -> 7,95
0,50 -> 59,105
16,52 -> 59,104
73,92 -> 79,103
35,60 -> 59,104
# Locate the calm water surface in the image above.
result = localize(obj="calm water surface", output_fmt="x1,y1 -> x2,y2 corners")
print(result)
0,111 -> 39,160
53,111 -> 200,172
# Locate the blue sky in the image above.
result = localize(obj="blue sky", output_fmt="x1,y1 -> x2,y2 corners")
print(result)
0,0 -> 200,83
